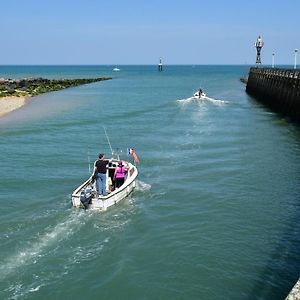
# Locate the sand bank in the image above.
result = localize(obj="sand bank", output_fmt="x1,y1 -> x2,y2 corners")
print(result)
0,96 -> 30,117
0,77 -> 112,118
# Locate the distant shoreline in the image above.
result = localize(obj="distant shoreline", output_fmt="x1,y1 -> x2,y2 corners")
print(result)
0,77 -> 112,117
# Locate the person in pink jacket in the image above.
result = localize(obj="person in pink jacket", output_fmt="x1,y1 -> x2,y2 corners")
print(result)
114,160 -> 128,189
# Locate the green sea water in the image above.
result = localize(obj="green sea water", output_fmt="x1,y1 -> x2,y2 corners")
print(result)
0,65 -> 299,300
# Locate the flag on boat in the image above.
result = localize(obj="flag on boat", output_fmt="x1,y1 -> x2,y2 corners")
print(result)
127,148 -> 139,164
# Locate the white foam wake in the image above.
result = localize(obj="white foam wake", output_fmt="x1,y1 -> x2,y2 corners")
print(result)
136,180 -> 151,192
176,97 -> 195,104
0,211 -> 87,281
177,95 -> 229,105
202,96 -> 229,105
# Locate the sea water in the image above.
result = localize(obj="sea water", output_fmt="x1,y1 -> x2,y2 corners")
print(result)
0,65 -> 299,300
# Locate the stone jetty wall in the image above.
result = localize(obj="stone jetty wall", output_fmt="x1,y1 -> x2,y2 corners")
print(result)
246,67 -> 300,122
0,77 -> 112,98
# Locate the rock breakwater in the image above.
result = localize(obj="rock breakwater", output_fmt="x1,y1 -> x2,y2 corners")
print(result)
0,77 -> 112,98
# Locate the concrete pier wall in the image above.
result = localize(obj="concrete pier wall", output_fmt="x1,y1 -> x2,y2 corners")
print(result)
246,67 -> 300,122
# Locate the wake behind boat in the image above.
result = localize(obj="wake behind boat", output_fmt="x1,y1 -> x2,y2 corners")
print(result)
72,156 -> 138,211
176,91 -> 229,105
192,88 -> 229,104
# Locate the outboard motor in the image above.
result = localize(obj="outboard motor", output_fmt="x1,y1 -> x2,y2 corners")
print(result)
80,186 -> 93,209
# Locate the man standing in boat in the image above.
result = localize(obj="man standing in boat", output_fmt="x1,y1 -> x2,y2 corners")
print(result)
93,153 -> 109,196
195,88 -> 204,98
199,88 -> 203,98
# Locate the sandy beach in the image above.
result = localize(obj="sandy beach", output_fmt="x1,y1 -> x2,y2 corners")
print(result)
0,96 -> 30,117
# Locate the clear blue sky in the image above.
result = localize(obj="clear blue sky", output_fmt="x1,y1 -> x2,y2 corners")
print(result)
1,0 -> 299,65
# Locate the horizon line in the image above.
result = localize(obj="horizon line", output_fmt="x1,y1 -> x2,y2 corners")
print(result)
0,63 -> 296,67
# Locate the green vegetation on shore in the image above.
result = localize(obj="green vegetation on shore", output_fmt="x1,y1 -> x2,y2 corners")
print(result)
0,77 -> 112,98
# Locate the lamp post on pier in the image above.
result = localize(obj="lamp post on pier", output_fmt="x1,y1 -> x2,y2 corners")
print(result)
294,49 -> 298,69
272,53 -> 275,68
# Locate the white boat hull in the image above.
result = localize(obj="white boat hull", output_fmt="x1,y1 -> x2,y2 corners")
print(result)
71,159 -> 138,211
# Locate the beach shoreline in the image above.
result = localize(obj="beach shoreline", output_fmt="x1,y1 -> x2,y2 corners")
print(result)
0,95 -> 30,117
0,76 -> 112,118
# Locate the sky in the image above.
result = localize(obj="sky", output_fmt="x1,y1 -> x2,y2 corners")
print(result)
1,0 -> 299,65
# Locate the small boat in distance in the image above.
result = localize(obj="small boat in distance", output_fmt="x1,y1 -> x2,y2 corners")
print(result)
72,156 -> 138,211
113,68 -> 120,71
193,90 -> 206,99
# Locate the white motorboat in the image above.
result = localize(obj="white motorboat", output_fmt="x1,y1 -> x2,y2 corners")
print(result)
193,91 -> 206,99
71,157 -> 138,211
113,68 -> 120,71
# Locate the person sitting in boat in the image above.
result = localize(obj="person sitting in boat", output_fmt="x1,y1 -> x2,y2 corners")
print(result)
113,160 -> 128,189
93,153 -> 109,196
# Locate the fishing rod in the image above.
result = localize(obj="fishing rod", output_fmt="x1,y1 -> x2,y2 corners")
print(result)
103,126 -> 114,156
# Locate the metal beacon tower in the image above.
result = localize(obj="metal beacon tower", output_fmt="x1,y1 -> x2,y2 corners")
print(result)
254,36 -> 264,67
158,58 -> 163,71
